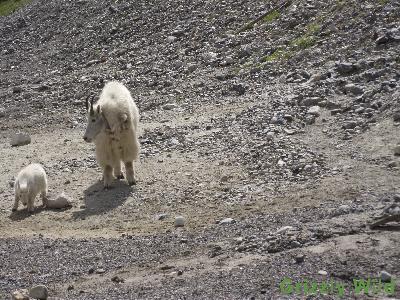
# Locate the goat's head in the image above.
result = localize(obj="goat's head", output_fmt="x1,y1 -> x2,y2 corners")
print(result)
83,96 -> 107,142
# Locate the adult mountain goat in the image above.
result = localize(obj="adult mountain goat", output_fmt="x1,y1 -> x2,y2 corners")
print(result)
83,81 -> 140,188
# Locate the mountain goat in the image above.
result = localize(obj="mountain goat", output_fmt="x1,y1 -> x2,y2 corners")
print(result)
83,81 -> 140,188
13,163 -> 48,212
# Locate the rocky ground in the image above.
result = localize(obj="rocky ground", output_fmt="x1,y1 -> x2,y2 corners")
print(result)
0,0 -> 399,299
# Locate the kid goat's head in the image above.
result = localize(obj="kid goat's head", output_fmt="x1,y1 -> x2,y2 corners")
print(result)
83,96 -> 106,143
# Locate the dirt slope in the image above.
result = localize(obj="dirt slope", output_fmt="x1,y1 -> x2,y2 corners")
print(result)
0,0 -> 399,299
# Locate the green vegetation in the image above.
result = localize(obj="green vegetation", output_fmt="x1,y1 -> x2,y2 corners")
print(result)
378,0 -> 388,4
262,49 -> 291,62
291,35 -> 316,49
263,10 -> 280,22
0,0 -> 31,16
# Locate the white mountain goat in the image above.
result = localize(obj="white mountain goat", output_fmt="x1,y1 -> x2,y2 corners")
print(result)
13,163 -> 48,212
83,81 -> 140,188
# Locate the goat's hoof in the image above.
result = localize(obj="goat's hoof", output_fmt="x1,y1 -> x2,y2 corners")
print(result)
128,180 -> 137,186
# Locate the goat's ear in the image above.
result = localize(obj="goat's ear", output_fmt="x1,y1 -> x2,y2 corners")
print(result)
97,105 -> 101,114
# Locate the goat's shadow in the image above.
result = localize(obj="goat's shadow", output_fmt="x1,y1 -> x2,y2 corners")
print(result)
9,206 -> 46,221
71,179 -> 134,220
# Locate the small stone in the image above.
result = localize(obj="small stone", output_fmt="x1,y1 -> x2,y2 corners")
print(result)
157,213 -> 168,220
344,84 -> 364,95
13,86 -> 22,93
342,121 -> 357,129
163,103 -> 178,110
11,290 -> 29,300
295,254 -> 305,263
301,97 -> 320,107
307,106 -> 321,116
67,285 -> 74,291
96,268 -> 106,274
318,270 -> 328,276
111,275 -> 125,283
10,133 -> 31,147
166,36 -> 177,43
277,159 -> 286,167
219,217 -> 235,225
394,145 -> 400,156
29,285 -> 48,300
0,108 -> 5,118
266,132 -> 274,140
290,240 -> 302,248
335,62 -> 358,75
276,226 -> 294,234
393,112 -> 400,122
174,216 -> 185,227
46,192 -> 73,209
380,271 -> 393,283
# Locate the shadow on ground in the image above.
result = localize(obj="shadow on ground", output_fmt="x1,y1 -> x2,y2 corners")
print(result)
9,206 -> 46,221
71,179 -> 134,219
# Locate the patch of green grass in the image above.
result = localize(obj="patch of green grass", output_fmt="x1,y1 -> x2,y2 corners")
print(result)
378,0 -> 388,5
262,49 -> 291,62
263,10 -> 280,22
0,0 -> 31,16
291,35 -> 316,49
307,23 -> 321,35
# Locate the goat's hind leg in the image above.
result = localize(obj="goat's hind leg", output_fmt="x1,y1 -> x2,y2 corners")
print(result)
114,161 -> 124,179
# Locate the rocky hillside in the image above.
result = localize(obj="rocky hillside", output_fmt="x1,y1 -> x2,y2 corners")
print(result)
0,0 -> 399,299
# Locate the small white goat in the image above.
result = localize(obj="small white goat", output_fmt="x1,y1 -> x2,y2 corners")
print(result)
13,163 -> 48,212
83,81 -> 140,188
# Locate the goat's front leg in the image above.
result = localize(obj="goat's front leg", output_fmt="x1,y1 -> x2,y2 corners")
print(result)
27,196 -> 35,213
12,195 -> 19,212
103,165 -> 114,189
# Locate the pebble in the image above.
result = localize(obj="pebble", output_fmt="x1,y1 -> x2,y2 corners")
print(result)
157,213 -> 168,220
219,217 -> 235,225
295,254 -> 305,263
163,103 -> 178,110
307,106 -> 321,116
380,270 -> 393,283
29,285 -> 48,300
13,86 -> 22,93
344,84 -> 364,95
174,216 -> 185,227
276,226 -> 294,234
318,270 -> 328,276
11,290 -> 29,300
46,192 -> 73,209
10,133 -> 31,147
266,132 -> 274,140
166,36 -> 177,43
394,145 -> 400,156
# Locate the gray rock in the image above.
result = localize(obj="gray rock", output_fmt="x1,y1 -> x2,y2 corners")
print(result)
174,216 -> 185,227
307,106 -> 321,116
13,86 -> 22,93
266,132 -> 274,140
29,285 -> 48,300
11,289 -> 29,300
394,145 -> 400,156
393,112 -> 400,122
46,192 -> 73,209
276,226 -> 294,234
166,36 -> 177,43
318,270 -> 328,276
342,121 -> 357,129
335,62 -> 358,75
301,97 -> 320,107
219,217 -> 235,225
380,271 -> 393,283
344,84 -> 364,95
157,213 -> 168,220
0,108 -> 5,118
163,103 -> 178,110
10,133 -> 31,147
